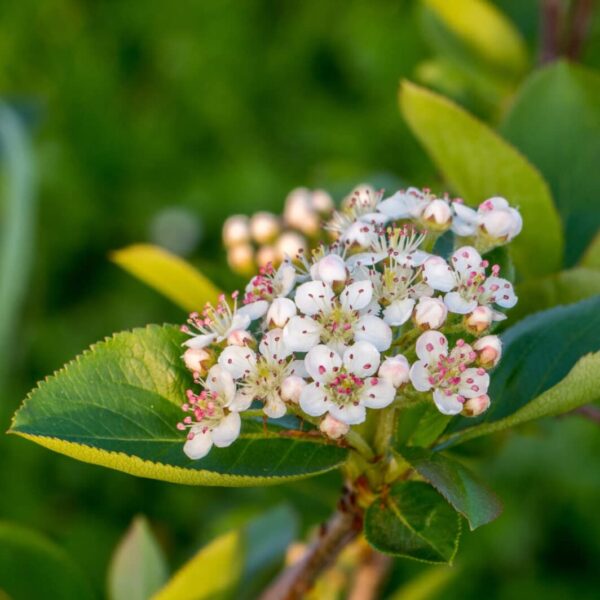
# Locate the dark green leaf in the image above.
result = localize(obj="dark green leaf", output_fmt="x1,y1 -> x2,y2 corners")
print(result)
365,481 -> 461,564
10,325 -> 347,486
399,448 -> 502,530
396,403 -> 451,448
501,61 -> 600,266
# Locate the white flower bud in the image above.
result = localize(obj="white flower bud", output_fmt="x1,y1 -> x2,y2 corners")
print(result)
281,375 -> 306,404
250,212 -> 281,244
319,414 -> 349,439
267,297 -> 297,327
465,306 -> 494,334
227,244 -> 255,275
378,355 -> 410,388
414,297 -> 447,329
421,199 -> 452,230
462,394 -> 491,417
283,188 -> 320,236
478,197 -> 522,241
276,231 -> 307,260
473,335 -> 502,368
182,347 -> 212,376
256,245 -> 278,268
311,189 -> 334,213
222,215 -> 250,247
226,329 -> 255,347
314,254 -> 347,285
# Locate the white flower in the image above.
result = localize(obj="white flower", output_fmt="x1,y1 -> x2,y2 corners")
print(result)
250,211 -> 280,244
473,335 -> 502,368
462,394 -> 491,417
300,342 -> 396,425
242,261 -> 297,319
409,331 -> 490,415
378,355 -> 410,388
423,247 -> 517,318
452,197 -> 522,243
182,293 -> 251,350
218,328 -> 293,418
414,296 -> 447,330
319,414 -> 350,439
283,279 -> 392,354
179,365 -> 243,460
377,187 -> 427,219
421,199 -> 452,230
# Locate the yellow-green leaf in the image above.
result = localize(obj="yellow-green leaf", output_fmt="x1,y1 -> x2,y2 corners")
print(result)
581,233 -> 600,269
111,244 -> 221,312
400,81 -> 563,278
152,531 -> 242,600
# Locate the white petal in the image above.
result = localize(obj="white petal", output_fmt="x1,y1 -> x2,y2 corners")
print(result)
340,280 -> 373,311
478,196 -> 509,212
433,389 -> 464,415
229,389 -> 254,411
289,359 -> 309,378
343,221 -> 376,247
328,402 -> 366,425
458,368 -> 490,399
264,394 -> 287,418
451,216 -> 477,237
299,383 -> 330,417
294,280 -> 334,316
410,250 -> 431,267
377,191 -> 415,219
444,291 -> 478,314
415,330 -> 448,362
450,246 -> 484,278
343,341 -> 380,377
422,257 -> 456,292
452,202 -> 478,223
276,264 -> 296,296
359,212 -> 389,225
345,252 -> 386,268
183,429 -> 213,460
259,328 -> 292,361
236,303 -> 266,322
354,315 -> 392,351
205,365 -> 236,403
211,412 -> 241,447
484,277 -> 518,308
315,254 -> 347,284
383,298 -> 415,326
184,334 -> 217,349
305,345 -> 342,382
409,361 -> 433,392
218,345 -> 257,379
283,315 -> 321,352
266,297 -> 297,328
378,355 -> 410,387
361,379 -> 396,409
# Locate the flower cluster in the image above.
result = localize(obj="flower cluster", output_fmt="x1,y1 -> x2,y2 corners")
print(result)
180,185 -> 521,459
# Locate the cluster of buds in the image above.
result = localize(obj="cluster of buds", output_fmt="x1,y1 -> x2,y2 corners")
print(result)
180,185 -> 521,460
222,187 -> 334,275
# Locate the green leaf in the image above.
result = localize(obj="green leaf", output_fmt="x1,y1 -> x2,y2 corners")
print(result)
399,448 -> 502,530
501,61 -> 600,266
388,565 -> 457,600
581,233 -> 600,269
10,325 -> 347,486
153,530 -> 242,600
0,521 -> 94,600
399,80 -> 563,278
108,516 -> 169,600
396,403 -> 451,448
111,244 -> 222,312
364,481 -> 461,564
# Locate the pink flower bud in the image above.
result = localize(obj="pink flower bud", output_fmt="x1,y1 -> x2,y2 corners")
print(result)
227,244 -> 255,275
283,188 -> 321,236
250,212 -> 281,244
462,394 -> 491,417
465,306 -> 494,334
311,189 -> 334,213
314,254 -> 347,285
267,297 -> 297,328
226,329 -> 255,347
281,375 -> 306,404
182,348 -> 212,376
378,355 -> 410,387
222,215 -> 250,247
414,297 -> 447,329
422,199 -> 452,230
319,414 -> 349,439
473,335 -> 502,368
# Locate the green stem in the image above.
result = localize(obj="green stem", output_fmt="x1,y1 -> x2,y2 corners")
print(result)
344,430 -> 375,461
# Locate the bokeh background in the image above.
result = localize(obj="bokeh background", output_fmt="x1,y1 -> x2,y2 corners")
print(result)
1,1 -> 599,598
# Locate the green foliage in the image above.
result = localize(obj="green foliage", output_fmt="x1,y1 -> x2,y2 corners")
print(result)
399,80 -> 563,278
365,481 -> 461,564
10,325 -> 347,485
399,448 -> 502,530
501,61 -> 600,266
0,522 -> 93,600
108,516 -> 168,600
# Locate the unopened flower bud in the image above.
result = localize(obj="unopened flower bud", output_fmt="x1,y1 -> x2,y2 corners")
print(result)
473,335 -> 502,368
267,297 -> 297,327
250,211 -> 281,244
281,375 -> 306,404
276,231 -> 307,260
319,414 -> 350,439
222,215 -> 250,247
378,355 -> 410,388
465,306 -> 494,334
414,297 -> 447,329
421,199 -> 452,231
284,188 -> 320,236
462,394 -> 491,417
314,254 -> 347,285
478,197 -> 522,241
311,189 -> 334,213
227,244 -> 255,275
182,347 -> 212,376
226,329 -> 255,347
256,245 -> 278,268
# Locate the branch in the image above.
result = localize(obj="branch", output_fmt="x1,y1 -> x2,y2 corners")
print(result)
259,487 -> 363,600
540,0 -> 564,64
348,547 -> 392,600
566,0 -> 595,60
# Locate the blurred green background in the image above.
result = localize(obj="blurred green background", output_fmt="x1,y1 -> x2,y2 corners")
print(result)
1,1 -> 599,598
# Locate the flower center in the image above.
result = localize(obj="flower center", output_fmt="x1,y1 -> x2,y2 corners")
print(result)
243,356 -> 289,401
324,369 -> 367,407
316,303 -> 358,346
178,389 -> 228,434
